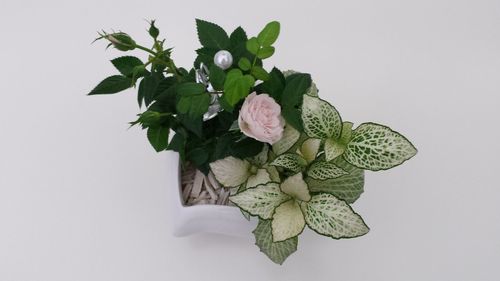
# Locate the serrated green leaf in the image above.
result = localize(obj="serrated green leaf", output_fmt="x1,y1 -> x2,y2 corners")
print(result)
147,126 -> 169,152
140,74 -> 160,107
272,124 -> 300,155
270,153 -> 306,173
272,200 -> 305,242
88,75 -> 132,95
301,95 -> 342,139
251,65 -> 270,81
209,156 -> 250,187
281,73 -> 312,131
223,69 -> 254,106
257,46 -> 275,59
306,157 -> 364,203
253,219 -> 298,265
302,193 -> 369,239
209,65 -> 226,90
246,37 -> 260,55
307,161 -> 348,180
280,173 -> 311,202
229,182 -> 290,219
111,56 -> 143,77
343,123 -> 417,171
176,93 -> 210,119
238,57 -> 251,71
195,19 -> 230,49
257,21 -> 280,46
229,26 -> 248,46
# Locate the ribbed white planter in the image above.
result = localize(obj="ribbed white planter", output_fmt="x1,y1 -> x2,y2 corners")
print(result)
165,152 -> 257,239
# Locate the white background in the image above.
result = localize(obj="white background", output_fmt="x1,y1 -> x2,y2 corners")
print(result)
0,0 -> 499,280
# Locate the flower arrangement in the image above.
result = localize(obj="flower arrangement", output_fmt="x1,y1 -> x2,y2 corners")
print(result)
89,19 -> 417,264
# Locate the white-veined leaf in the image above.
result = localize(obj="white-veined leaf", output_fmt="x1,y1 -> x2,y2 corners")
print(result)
272,200 -> 306,242
301,95 -> 342,139
209,156 -> 250,187
272,124 -> 300,155
307,161 -> 348,180
246,169 -> 272,188
302,193 -> 369,239
264,164 -> 281,182
299,138 -> 321,164
280,173 -> 311,202
270,153 -> 306,173
253,219 -> 298,265
324,138 -> 346,161
229,182 -> 290,219
343,123 -> 417,171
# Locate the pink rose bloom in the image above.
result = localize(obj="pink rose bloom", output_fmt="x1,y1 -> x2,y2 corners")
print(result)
238,92 -> 285,145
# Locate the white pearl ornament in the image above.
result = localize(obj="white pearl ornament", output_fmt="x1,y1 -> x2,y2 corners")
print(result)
213,50 -> 233,70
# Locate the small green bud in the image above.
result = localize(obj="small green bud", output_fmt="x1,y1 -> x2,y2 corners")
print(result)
148,20 -> 160,39
139,111 -> 162,126
97,31 -> 136,51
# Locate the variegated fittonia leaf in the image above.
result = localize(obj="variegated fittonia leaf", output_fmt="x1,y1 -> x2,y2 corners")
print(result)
307,161 -> 348,180
253,219 -> 298,265
280,173 -> 311,202
299,138 -> 321,164
270,153 -> 306,173
209,156 -> 250,187
264,164 -> 281,182
246,169 -> 272,188
306,157 -> 364,203
301,193 -> 369,239
229,182 -> 290,219
343,123 -> 417,171
272,124 -> 300,155
252,145 -> 269,166
301,95 -> 342,139
324,138 -> 346,161
272,200 -> 306,242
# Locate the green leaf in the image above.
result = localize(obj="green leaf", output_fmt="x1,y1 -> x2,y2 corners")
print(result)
111,56 -> 143,77
88,75 -> 132,95
187,148 -> 209,167
167,131 -> 186,162
229,182 -> 290,219
272,200 -> 305,242
209,65 -> 226,91
139,74 -> 160,107
255,67 -> 286,102
257,46 -> 275,59
223,69 -> 255,106
257,21 -> 280,47
306,157 -> 364,203
281,73 -> 312,131
270,153 -> 306,173
301,193 -> 369,239
253,219 -> 298,265
246,169 -> 272,188
195,19 -> 230,49
176,82 -> 206,96
251,66 -> 270,81
230,137 -> 264,159
272,124 -> 300,155
246,37 -> 260,55
299,138 -> 321,164
229,26 -> 248,46
340,121 -> 354,144
280,173 -> 311,202
147,126 -> 169,152
307,161 -> 348,180
301,95 -> 342,139
238,57 -> 251,71
176,82 -> 210,119
209,156 -> 250,187
324,138 -> 346,161
343,123 -> 418,171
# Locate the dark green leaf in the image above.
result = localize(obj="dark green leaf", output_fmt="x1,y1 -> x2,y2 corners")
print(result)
139,74 -> 160,107
88,75 -> 132,95
280,73 -> 312,131
229,26 -> 248,47
167,132 -> 186,162
195,19 -> 230,49
187,147 -> 209,167
238,57 -> 251,71
176,82 -> 206,96
111,56 -> 143,77
253,219 -> 297,265
246,37 -> 260,55
230,137 -> 263,158
256,46 -> 275,59
209,65 -> 226,91
177,114 -> 203,138
255,67 -> 285,102
251,66 -> 270,81
147,126 -> 169,152
257,21 -> 280,47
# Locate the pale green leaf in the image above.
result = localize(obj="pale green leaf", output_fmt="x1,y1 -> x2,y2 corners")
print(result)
343,123 -> 417,171
307,161 -> 348,180
301,95 -> 342,139
272,200 -> 305,242
209,156 -> 250,187
270,153 -> 306,173
302,193 -> 369,239
253,219 -> 297,265
324,138 -> 346,161
265,165 -> 281,182
306,157 -> 364,204
299,138 -> 321,164
229,182 -> 290,219
246,169 -> 271,188
272,124 -> 300,155
280,173 -> 311,202
257,21 -> 280,46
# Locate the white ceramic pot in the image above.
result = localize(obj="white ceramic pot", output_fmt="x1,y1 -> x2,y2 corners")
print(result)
165,152 -> 257,239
